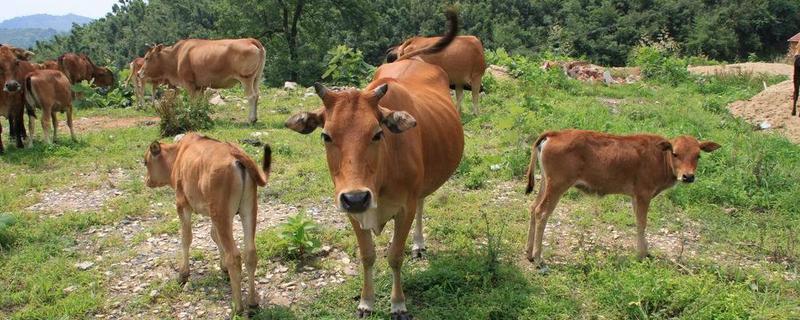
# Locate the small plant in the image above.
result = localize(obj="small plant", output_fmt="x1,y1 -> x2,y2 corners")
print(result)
0,213 -> 16,250
629,30 -> 690,85
322,45 -> 375,86
278,213 -> 321,260
71,68 -> 134,109
153,90 -> 215,137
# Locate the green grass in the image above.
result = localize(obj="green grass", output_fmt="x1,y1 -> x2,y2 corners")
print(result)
1,67 -> 799,319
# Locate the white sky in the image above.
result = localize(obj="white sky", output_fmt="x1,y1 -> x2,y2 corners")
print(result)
0,0 -> 119,22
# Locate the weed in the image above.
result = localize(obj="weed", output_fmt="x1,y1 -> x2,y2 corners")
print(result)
277,213 -> 322,260
154,90 -> 215,137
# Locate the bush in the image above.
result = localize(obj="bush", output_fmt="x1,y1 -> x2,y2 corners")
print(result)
322,45 -> 375,86
277,213 -> 321,260
629,45 -> 690,85
0,213 -> 16,250
154,90 -> 215,137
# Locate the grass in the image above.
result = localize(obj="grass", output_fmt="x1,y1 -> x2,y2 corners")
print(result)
1,64 -> 799,319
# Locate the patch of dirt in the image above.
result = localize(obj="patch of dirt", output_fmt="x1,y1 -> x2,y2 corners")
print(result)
54,116 -> 159,134
26,168 -> 128,216
689,63 -> 793,76
728,80 -> 800,143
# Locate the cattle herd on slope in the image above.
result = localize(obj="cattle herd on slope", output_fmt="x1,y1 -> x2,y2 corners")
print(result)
2,8 -> 797,319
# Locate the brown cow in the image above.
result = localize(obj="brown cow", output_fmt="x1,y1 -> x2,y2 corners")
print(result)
143,133 -> 271,315
387,35 -> 486,115
523,130 -> 720,266
23,70 -> 75,144
138,38 -> 266,123
126,57 -> 174,108
58,53 -> 115,87
0,46 -> 30,152
285,10 -> 462,319
0,44 -> 34,61
39,60 -> 61,71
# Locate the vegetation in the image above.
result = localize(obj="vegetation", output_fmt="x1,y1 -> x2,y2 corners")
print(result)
29,0 -> 800,85
153,90 -> 215,137
277,213 -> 322,260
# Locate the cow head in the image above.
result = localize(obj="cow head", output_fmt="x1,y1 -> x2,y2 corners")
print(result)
659,136 -> 720,183
139,44 -> 168,80
143,141 -> 179,188
285,83 -> 417,214
0,46 -> 20,93
93,66 -> 115,88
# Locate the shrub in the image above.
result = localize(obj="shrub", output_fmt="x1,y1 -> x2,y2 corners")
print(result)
71,68 -> 134,109
628,45 -> 690,85
277,213 -> 321,260
154,90 -> 214,137
0,213 -> 16,250
322,45 -> 375,86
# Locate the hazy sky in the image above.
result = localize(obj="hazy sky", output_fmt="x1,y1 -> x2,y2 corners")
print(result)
0,0 -> 119,22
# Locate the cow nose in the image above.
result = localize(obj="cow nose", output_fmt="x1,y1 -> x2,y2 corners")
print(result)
682,174 -> 695,183
340,191 -> 371,213
4,80 -> 20,92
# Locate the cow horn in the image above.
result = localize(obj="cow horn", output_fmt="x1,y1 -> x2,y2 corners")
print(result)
373,83 -> 388,100
313,82 -> 329,99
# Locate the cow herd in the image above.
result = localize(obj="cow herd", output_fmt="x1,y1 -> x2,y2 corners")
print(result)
1,9 -> 730,319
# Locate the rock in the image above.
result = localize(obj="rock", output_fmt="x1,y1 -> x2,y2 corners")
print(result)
490,164 -> 502,171
173,134 -> 185,142
63,285 -> 77,293
284,81 -> 299,90
303,92 -> 316,98
149,289 -> 158,298
76,261 -> 94,270
758,121 -> 772,130
208,94 -> 225,106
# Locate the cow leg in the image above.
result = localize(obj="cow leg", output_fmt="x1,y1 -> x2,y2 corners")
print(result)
633,195 -> 652,259
177,204 -> 193,285
50,112 -> 58,142
214,213 -> 243,314
387,201 -> 416,319
25,112 -> 35,147
66,106 -> 75,141
210,225 -> 228,274
526,179 -> 567,266
471,75 -> 481,115
0,121 -> 4,153
412,198 -> 426,259
239,185 -> 259,309
454,85 -> 464,114
349,217 -> 376,318
41,108 -> 52,144
243,78 -> 258,124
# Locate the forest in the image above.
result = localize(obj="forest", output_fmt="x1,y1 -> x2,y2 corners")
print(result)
30,0 -> 800,86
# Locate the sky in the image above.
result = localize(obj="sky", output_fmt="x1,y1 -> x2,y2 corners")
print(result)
0,0 -> 119,22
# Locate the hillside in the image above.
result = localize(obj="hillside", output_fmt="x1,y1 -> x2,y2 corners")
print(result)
0,14 -> 92,48
0,28 -> 59,49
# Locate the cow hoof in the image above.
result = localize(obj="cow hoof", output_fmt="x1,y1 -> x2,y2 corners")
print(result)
176,272 -> 189,285
411,248 -> 427,260
390,311 -> 413,320
355,308 -> 373,318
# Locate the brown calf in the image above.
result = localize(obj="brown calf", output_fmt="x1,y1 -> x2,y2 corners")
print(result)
58,53 -> 115,87
144,133 -> 271,315
524,130 -> 720,265
126,57 -> 174,108
24,70 -> 74,144
285,9 -> 462,319
387,35 -> 486,115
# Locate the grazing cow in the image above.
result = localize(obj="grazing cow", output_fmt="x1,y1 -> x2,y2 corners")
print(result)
58,53 -> 115,87
23,70 -> 75,144
143,133 -> 271,315
125,57 -> 174,108
0,46 -> 28,153
524,130 -> 721,265
285,10 -> 462,319
792,55 -> 799,116
386,34 -> 486,115
138,38 -> 266,123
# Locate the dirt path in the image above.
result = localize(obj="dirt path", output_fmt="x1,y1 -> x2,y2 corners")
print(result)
689,62 -> 793,76
728,80 -> 800,143
53,115 -> 159,134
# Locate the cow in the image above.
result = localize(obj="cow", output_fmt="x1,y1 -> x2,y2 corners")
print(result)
386,34 -> 486,115
285,9 -> 462,319
523,129 -> 721,266
58,53 -> 115,87
0,44 -> 34,61
0,46 -> 29,153
138,38 -> 266,123
23,69 -> 75,144
125,57 -> 174,108
792,55 -> 799,116
143,133 -> 271,315
39,60 -> 61,71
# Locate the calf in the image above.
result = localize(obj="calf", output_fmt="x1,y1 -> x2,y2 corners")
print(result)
524,129 -> 720,265
285,9 -> 462,319
0,46 -> 27,153
386,35 -> 486,115
58,53 -> 115,87
143,133 -> 271,315
792,55 -> 799,116
23,70 -> 74,144
126,57 -> 173,108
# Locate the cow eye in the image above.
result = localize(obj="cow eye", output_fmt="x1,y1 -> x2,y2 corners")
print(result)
372,131 -> 384,142
321,132 -> 332,143
672,153 -> 678,158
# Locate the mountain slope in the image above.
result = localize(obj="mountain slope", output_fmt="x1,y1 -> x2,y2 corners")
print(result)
0,14 -> 93,32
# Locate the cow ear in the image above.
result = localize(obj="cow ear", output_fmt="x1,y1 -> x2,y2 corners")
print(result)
285,109 -> 324,134
149,141 -> 162,156
700,141 -> 721,153
657,140 -> 672,151
380,107 -> 416,133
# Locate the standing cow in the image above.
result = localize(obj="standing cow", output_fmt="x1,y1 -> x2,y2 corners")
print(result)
386,34 -> 486,115
126,57 -> 174,108
524,130 -> 720,266
0,46 -> 29,152
58,53 -> 115,87
285,10 -> 462,319
138,38 -> 266,123
23,70 -> 75,145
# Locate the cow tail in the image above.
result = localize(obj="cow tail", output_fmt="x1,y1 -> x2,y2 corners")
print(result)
397,8 -> 459,61
525,133 -> 549,195
24,76 -> 38,118
262,144 -> 272,178
793,55 -> 799,116
234,149 -> 269,187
